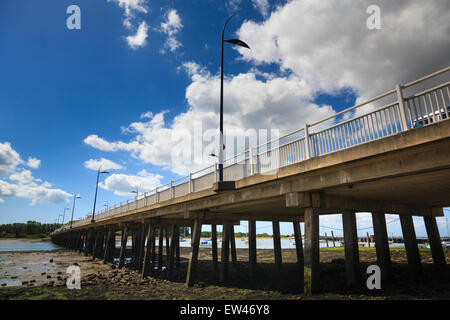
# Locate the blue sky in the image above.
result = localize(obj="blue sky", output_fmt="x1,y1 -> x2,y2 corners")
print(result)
1,0 -> 449,238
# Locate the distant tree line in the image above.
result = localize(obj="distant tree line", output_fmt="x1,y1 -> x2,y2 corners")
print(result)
0,221 -> 61,238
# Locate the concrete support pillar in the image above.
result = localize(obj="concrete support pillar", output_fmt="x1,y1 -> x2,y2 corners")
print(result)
423,215 -> 446,269
186,219 -> 202,287
293,220 -> 304,286
78,232 -> 85,253
211,224 -> 218,272
158,226 -> 164,270
272,221 -> 282,270
118,227 -> 128,269
168,224 -> 178,279
151,228 -> 156,266
325,232 -> 329,247
142,224 -> 154,278
400,214 -> 422,277
137,225 -> 146,271
229,225 -> 238,269
165,227 -> 170,263
372,212 -> 393,281
304,208 -> 320,295
331,231 -> 336,247
84,231 -> 92,256
220,223 -> 231,283
103,229 -> 113,264
248,220 -> 257,277
92,232 -> 100,261
342,211 -> 361,287
175,227 -> 180,268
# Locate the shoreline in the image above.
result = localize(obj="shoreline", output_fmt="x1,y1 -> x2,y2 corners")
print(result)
0,246 -> 449,300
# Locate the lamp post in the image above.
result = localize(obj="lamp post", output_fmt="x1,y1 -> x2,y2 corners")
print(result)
131,187 -> 139,198
91,167 -> 109,223
69,194 -> 81,228
61,207 -> 70,225
218,14 -> 250,184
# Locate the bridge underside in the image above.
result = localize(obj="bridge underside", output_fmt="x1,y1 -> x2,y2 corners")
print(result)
52,119 -> 450,295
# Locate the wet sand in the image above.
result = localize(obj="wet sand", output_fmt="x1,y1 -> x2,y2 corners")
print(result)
0,246 -> 449,300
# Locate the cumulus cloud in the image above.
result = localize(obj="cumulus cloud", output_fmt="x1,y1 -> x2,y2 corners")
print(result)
26,157 -> 41,169
99,170 -> 163,196
0,142 -> 22,174
126,21 -> 149,49
236,0 -> 450,101
84,64 -> 335,175
0,142 -> 71,205
85,0 -> 449,179
84,158 -> 124,171
160,9 -> 183,53
251,0 -> 270,17
109,0 -> 148,17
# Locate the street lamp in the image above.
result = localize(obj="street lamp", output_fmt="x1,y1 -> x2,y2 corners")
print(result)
61,207 -> 70,225
91,167 -> 109,223
131,187 -> 139,198
69,194 -> 81,228
218,14 -> 250,188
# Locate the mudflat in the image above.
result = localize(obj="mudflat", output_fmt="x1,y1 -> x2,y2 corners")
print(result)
0,246 -> 449,300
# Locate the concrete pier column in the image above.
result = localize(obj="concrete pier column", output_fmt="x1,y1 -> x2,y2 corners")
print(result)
186,219 -> 202,287
230,225 -> 238,269
137,225 -> 146,271
211,224 -> 218,272
142,224 -> 154,278
248,220 -> 257,277
304,208 -> 320,295
165,227 -> 170,262
158,226 -> 164,270
103,229 -> 113,264
342,211 -> 360,287
167,224 -> 178,279
150,228 -> 156,266
84,230 -> 92,256
92,232 -> 100,261
331,231 -> 336,247
400,214 -> 422,277
175,226 -> 180,268
272,221 -> 282,270
118,227 -> 128,269
293,220 -> 304,286
220,223 -> 231,283
109,231 -> 116,261
423,215 -> 446,269
371,212 -> 393,281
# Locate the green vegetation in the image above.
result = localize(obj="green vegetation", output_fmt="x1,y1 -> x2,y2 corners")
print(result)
0,221 -> 61,239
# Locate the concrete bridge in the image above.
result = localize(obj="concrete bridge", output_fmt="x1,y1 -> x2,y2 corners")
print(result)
51,67 -> 450,295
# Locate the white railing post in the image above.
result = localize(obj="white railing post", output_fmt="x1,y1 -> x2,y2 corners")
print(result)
156,187 -> 160,203
249,147 -> 254,175
396,84 -> 409,131
304,123 -> 311,160
189,173 -> 192,193
170,181 -> 173,199
144,192 -> 147,207
215,163 -> 218,182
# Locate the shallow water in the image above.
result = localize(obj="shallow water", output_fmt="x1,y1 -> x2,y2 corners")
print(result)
0,239 -> 61,252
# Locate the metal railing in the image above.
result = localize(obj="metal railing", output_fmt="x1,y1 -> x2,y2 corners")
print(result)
54,66 -> 450,233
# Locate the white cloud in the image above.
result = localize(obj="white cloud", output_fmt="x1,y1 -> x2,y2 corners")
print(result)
126,21 -> 149,49
0,198 -> 4,203
236,0 -> 450,101
85,0 -> 450,180
0,142 -> 71,205
251,0 -> 269,17
109,0 -> 148,18
160,9 -> 183,53
26,157 -> 41,169
84,158 -> 124,171
0,142 -> 22,174
9,170 -> 34,185
99,170 -> 163,196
